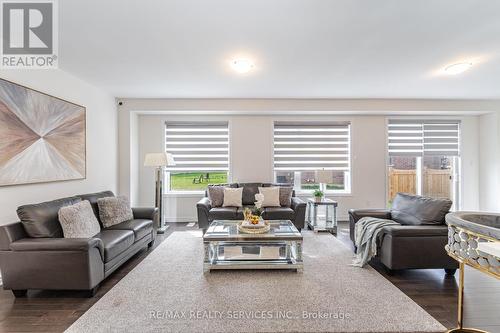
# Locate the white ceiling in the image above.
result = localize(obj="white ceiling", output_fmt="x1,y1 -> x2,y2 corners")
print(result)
60,0 -> 500,99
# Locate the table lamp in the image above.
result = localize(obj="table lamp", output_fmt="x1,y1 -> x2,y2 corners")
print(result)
316,169 -> 334,193
144,152 -> 175,233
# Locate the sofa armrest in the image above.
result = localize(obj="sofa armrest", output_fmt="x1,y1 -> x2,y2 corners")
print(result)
349,209 -> 392,223
197,197 -> 212,230
381,225 -> 448,237
291,197 -> 306,229
348,209 -> 392,242
132,207 -> 159,222
0,222 -> 28,251
10,238 -> 104,258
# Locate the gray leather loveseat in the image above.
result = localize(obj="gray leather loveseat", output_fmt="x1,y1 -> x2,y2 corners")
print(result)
197,183 -> 306,230
0,191 -> 157,297
349,193 -> 459,274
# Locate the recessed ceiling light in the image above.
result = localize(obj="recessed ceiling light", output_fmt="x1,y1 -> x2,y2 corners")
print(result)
231,58 -> 254,73
444,62 -> 472,75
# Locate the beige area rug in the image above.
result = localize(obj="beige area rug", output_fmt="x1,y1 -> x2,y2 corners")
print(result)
66,231 -> 445,333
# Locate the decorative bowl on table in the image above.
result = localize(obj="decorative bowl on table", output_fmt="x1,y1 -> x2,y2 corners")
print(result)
238,216 -> 270,234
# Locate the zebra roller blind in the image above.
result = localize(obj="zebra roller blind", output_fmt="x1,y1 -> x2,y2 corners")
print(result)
165,121 -> 229,171
273,121 -> 351,171
388,119 -> 460,156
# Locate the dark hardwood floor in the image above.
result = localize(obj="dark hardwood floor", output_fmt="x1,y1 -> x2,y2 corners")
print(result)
0,221 -> 498,333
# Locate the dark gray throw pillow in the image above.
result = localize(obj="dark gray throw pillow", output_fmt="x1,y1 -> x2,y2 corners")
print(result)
207,185 -> 226,207
279,187 -> 293,207
97,196 -> 134,228
391,193 -> 452,225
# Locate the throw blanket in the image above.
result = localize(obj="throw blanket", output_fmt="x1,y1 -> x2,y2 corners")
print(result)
351,217 -> 399,267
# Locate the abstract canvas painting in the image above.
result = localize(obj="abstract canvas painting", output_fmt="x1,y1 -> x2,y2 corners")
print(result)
0,78 -> 86,186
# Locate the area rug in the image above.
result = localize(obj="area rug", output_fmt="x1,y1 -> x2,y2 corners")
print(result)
66,231 -> 445,333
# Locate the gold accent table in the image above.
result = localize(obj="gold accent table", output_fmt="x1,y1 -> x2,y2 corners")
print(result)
445,212 -> 500,333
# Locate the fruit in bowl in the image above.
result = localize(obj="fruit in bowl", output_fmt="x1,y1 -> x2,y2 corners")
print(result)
250,215 -> 260,225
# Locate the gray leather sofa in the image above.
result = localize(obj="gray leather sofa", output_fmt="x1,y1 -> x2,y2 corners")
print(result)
0,191 -> 157,297
197,183 -> 306,230
349,193 -> 459,274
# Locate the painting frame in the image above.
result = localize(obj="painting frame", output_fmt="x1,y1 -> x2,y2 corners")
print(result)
0,77 -> 87,187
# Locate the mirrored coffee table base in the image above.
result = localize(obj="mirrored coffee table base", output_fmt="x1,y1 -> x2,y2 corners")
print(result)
203,220 -> 303,273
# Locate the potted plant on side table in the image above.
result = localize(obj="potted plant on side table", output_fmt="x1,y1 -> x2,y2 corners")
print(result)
313,189 -> 324,202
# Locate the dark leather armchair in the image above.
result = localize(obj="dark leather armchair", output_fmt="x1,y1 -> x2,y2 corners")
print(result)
349,193 -> 459,274
0,191 -> 158,297
197,183 -> 306,231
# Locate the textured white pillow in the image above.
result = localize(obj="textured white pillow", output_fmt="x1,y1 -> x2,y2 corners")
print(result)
97,196 -> 134,228
258,187 -> 281,207
222,188 -> 243,207
58,201 -> 101,238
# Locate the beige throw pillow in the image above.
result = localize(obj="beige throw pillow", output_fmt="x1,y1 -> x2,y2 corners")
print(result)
258,187 -> 281,207
222,188 -> 243,207
97,196 -> 134,228
58,200 -> 101,238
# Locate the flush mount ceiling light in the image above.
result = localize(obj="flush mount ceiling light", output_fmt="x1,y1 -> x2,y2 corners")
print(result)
444,62 -> 473,75
231,58 -> 254,73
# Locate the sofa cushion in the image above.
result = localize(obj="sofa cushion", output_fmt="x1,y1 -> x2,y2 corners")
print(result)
262,207 -> 294,220
258,187 -> 281,207
58,200 -> 102,238
209,207 -> 237,220
238,183 -> 263,205
77,191 -> 115,225
107,219 -> 153,240
222,188 -> 243,207
391,193 -> 452,226
93,229 -> 135,262
97,196 -> 134,228
207,185 -> 225,207
278,187 -> 293,207
17,196 -> 81,238
263,183 -> 295,193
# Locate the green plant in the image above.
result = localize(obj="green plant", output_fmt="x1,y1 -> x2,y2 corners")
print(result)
313,189 -> 324,198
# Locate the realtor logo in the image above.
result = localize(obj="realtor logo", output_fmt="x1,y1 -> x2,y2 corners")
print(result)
1,0 -> 58,68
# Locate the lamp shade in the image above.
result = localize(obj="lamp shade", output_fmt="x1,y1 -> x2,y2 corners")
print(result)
316,169 -> 333,184
144,152 -> 175,167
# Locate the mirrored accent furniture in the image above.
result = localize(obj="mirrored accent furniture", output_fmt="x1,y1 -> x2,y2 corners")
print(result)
445,212 -> 500,333
203,220 -> 303,273
307,198 -> 338,234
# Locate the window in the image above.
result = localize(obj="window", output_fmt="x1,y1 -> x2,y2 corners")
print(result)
273,121 -> 351,193
387,119 -> 460,208
165,121 -> 229,191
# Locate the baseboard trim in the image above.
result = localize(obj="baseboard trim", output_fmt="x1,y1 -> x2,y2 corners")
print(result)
165,217 -> 197,223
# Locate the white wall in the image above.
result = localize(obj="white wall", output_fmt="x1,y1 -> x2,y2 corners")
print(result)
479,112 -> 500,212
131,109 -> 480,222
0,69 -> 118,224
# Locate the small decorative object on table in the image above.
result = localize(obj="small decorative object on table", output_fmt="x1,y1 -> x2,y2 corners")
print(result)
238,195 -> 270,234
313,189 -> 324,202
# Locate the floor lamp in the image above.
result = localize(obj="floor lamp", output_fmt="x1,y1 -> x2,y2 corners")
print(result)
144,152 -> 176,233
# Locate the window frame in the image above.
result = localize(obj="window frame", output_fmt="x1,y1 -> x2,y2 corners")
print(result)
272,121 -> 352,195
385,118 -> 461,209
164,121 -> 230,193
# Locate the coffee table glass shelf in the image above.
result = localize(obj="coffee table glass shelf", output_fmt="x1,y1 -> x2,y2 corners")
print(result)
203,220 -> 303,273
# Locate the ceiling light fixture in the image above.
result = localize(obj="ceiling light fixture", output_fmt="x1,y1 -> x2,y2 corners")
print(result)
231,58 -> 254,73
444,62 -> 472,75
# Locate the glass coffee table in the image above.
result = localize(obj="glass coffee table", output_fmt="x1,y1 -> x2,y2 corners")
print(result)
203,220 -> 303,273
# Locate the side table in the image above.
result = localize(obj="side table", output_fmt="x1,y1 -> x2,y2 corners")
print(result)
307,198 -> 338,234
